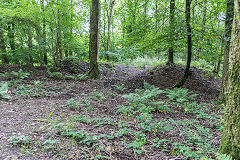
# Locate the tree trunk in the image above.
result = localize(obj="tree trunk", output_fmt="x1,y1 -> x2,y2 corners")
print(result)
7,22 -> 18,64
55,6 -> 62,67
0,21 -> 9,64
68,0 -> 73,56
89,0 -> 100,79
106,0 -> 115,60
219,0 -> 240,158
175,0 -> 192,87
41,0 -> 48,65
219,0 -> 234,102
155,0 -> 159,54
27,27 -> 33,66
8,23 -> 16,51
168,0 -> 175,64
198,0 -> 207,56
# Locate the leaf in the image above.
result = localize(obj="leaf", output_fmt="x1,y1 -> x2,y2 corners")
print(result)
0,82 -> 10,99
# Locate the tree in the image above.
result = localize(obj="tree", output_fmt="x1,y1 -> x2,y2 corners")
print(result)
105,0 -> 115,60
41,0 -> 48,65
27,26 -> 34,66
175,0 -> 192,87
168,0 -> 175,64
0,18 -> 9,64
219,0 -> 240,158
88,0 -> 100,79
218,0 -> 234,102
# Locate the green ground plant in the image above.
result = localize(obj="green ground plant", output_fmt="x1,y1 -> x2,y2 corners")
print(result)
0,82 -> 10,99
11,69 -> 31,79
64,98 -> 83,110
165,88 -> 198,104
118,82 -> 222,158
112,84 -> 126,92
16,81 -> 47,97
0,69 -> 31,80
8,135 -> 33,146
93,92 -> 106,102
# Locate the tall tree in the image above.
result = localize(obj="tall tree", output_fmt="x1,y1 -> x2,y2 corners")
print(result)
219,0 -> 240,158
198,0 -> 207,55
168,0 -> 175,64
105,0 -> 115,60
41,0 -> 48,65
0,18 -> 9,64
175,0 -> 192,87
219,0 -> 234,102
7,22 -> 16,52
27,27 -> 33,66
88,0 -> 100,79
55,3 -> 62,67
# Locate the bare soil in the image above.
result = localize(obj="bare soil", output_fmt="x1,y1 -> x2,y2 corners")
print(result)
0,62 -> 221,160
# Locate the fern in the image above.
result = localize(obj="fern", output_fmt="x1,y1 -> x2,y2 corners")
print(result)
122,82 -> 163,105
0,82 -> 10,99
165,88 -> 198,103
216,153 -> 233,160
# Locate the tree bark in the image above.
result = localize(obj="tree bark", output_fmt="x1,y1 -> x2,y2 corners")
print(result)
106,0 -> 115,60
7,22 -> 18,64
219,0 -> 234,102
89,0 -> 100,79
0,20 -> 9,64
168,0 -> 175,64
41,0 -> 48,65
219,0 -> 240,158
175,0 -> 192,87
27,27 -> 33,66
55,5 -> 62,67
198,0 -> 207,55
8,23 -> 16,51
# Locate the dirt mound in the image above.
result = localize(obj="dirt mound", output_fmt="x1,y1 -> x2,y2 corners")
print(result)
0,63 -> 220,102
121,64 -> 220,102
60,60 -> 114,76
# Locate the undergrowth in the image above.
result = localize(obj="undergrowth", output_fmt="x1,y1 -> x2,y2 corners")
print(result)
7,81 -> 223,159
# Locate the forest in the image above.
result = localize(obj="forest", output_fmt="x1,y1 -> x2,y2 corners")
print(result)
0,0 -> 240,159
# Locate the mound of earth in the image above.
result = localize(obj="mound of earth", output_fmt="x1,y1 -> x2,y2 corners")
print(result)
0,62 -> 220,102
60,60 -> 114,76
116,64 -> 220,102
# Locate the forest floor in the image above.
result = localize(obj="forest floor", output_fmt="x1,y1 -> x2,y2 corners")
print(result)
0,61 -> 223,160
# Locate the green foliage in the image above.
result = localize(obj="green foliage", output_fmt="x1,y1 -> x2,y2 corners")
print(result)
65,74 -> 88,81
47,70 -> 63,79
165,88 -> 198,104
11,69 -> 31,79
43,139 -> 60,146
73,115 -> 92,124
123,56 -> 165,68
112,84 -> 126,92
0,69 -> 30,80
8,135 -> 32,146
152,138 -> 169,151
0,82 -> 10,99
216,153 -> 233,160
100,51 -> 125,61
93,92 -> 106,102
16,81 -> 47,97
122,82 -> 163,106
64,98 -> 83,110
126,131 -> 146,155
